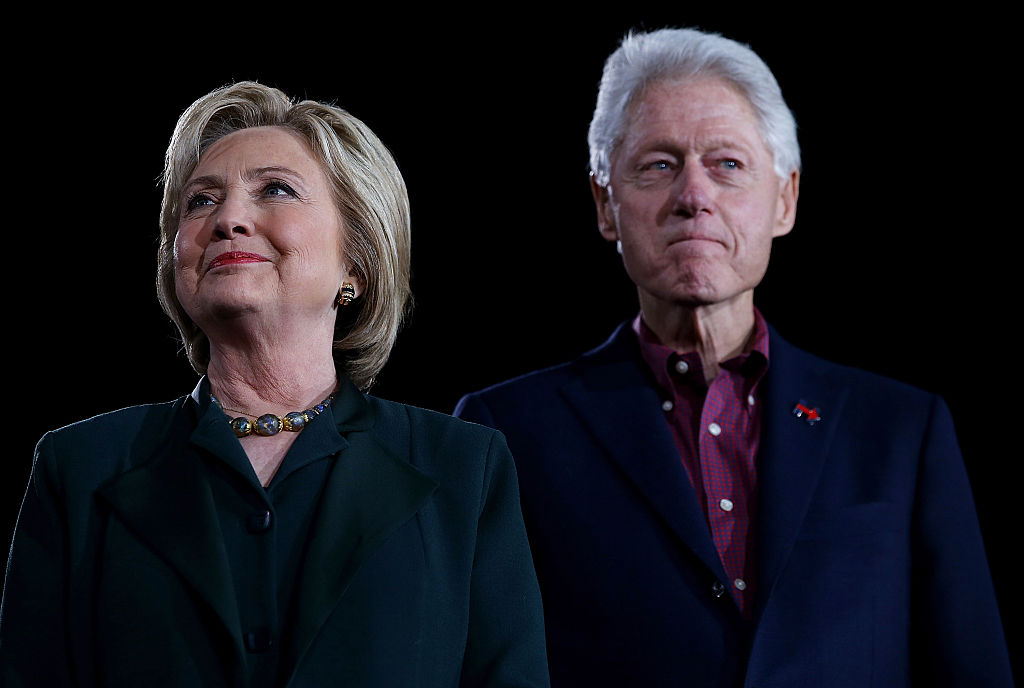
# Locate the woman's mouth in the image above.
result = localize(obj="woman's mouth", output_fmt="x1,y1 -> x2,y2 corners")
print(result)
207,252 -> 270,271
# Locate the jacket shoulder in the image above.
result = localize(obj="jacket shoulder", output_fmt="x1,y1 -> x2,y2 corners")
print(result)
33,398 -> 189,489
41,398 -> 186,450
460,324 -> 635,404
772,330 -> 939,405
465,358 -> 584,401
366,394 -> 508,458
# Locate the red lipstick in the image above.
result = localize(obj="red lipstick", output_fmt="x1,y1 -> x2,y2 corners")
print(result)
207,251 -> 270,270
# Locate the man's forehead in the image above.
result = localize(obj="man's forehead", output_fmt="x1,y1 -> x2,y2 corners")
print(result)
612,81 -> 773,159
629,77 -> 757,123
619,80 -> 764,148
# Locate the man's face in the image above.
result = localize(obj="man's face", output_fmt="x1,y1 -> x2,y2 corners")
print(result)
593,78 -> 798,311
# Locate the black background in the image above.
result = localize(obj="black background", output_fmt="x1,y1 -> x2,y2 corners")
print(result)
3,8 -> 1017,674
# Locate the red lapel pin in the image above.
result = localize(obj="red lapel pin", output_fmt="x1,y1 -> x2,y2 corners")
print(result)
793,401 -> 822,425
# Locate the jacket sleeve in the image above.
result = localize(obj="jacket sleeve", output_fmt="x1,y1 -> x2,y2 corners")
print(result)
910,396 -> 1014,686
459,429 -> 550,688
1,434 -> 75,687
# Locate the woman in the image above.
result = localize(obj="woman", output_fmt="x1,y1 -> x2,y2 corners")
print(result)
0,81 -> 549,688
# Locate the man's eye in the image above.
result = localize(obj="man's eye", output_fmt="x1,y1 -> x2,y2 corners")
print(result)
717,159 -> 740,170
641,160 -> 674,172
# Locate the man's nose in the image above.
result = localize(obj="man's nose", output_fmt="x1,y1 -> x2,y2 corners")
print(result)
672,161 -> 714,218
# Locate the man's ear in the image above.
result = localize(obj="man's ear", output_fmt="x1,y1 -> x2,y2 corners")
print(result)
773,168 -> 800,238
590,174 -> 619,243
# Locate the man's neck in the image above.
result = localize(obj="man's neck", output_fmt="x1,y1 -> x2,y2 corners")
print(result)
639,291 -> 756,383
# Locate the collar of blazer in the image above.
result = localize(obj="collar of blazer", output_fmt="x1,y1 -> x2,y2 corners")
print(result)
559,320 -> 849,618
97,374 -> 438,681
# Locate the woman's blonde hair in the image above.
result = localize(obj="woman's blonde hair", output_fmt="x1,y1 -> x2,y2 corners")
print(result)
157,81 -> 411,390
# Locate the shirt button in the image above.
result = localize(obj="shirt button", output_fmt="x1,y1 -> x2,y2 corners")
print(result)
708,422 -> 722,436
711,581 -> 727,598
675,360 -> 689,375
719,498 -> 734,512
246,510 -> 272,533
244,627 -> 273,653
661,399 -> 674,412
734,578 -> 747,591
747,393 -> 756,406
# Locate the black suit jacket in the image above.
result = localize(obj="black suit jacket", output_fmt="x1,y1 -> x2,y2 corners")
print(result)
455,321 -> 1013,687
1,376 -> 550,688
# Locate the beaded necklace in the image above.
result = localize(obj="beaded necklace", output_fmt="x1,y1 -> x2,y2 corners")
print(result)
211,392 -> 337,438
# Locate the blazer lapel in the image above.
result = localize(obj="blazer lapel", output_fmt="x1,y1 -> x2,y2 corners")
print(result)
561,325 -> 728,583
283,383 -> 439,676
96,408 -> 245,666
754,328 -> 848,612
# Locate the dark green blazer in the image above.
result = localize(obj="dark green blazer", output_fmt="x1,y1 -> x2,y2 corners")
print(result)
0,377 -> 549,688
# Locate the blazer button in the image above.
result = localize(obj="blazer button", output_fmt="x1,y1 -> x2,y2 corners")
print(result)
245,627 -> 273,653
246,510 -> 272,533
711,580 -> 727,598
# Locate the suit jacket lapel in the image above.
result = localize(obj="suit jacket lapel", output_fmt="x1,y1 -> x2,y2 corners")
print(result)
283,381 -> 439,677
561,324 -> 728,584
754,328 -> 848,614
96,404 -> 245,668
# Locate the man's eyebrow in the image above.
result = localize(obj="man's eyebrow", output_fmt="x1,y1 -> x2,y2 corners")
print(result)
634,136 -> 757,152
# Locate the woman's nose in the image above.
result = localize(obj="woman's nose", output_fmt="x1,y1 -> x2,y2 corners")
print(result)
211,194 -> 255,240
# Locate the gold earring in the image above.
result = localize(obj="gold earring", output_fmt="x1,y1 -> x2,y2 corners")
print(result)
338,282 -> 356,307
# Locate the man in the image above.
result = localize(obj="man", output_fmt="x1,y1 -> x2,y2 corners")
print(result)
454,27 -> 1013,687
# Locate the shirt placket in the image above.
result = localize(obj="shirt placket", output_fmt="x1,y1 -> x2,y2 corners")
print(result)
699,376 -> 751,613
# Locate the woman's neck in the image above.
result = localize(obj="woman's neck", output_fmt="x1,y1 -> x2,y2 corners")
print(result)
205,332 -> 339,489
202,310 -> 340,416
206,339 -> 339,419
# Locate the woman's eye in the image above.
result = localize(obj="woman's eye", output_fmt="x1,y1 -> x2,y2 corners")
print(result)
717,159 -> 741,170
264,182 -> 296,197
185,193 -> 215,210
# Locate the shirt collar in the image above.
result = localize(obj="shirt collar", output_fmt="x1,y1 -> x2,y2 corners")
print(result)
632,308 -> 770,391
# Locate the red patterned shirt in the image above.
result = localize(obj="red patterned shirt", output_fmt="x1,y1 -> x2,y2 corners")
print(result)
633,310 -> 770,617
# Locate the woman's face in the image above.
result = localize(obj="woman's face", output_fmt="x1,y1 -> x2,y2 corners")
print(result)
173,126 -> 351,336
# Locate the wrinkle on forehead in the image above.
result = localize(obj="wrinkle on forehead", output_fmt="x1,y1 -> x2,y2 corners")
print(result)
622,77 -> 771,161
